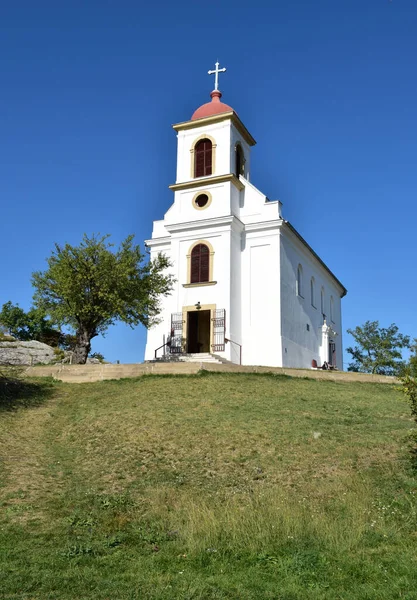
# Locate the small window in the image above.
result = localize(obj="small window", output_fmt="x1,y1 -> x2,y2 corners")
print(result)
310,277 -> 316,307
297,264 -> 303,297
235,144 -> 244,177
194,139 -> 212,178
194,193 -> 209,209
321,287 -> 325,317
330,296 -> 335,323
190,244 -> 210,283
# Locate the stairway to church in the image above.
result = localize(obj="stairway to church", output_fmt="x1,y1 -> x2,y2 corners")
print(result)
177,353 -> 224,364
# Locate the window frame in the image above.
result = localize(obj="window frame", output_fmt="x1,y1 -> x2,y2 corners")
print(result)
310,277 -> 316,308
190,135 -> 216,179
194,138 -> 213,178
297,264 -> 304,298
235,143 -> 245,177
190,243 -> 210,284
184,240 -> 216,287
330,295 -> 335,323
192,190 -> 212,211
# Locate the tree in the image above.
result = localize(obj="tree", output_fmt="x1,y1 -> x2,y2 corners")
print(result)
407,339 -> 417,377
346,320 -> 410,376
399,341 -> 417,464
32,234 -> 173,364
0,301 -> 61,345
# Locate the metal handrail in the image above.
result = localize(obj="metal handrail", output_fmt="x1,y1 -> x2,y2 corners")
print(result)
154,342 -> 170,360
225,337 -> 242,365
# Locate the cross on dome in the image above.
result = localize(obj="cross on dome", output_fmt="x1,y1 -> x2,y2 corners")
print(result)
191,61 -> 234,120
208,61 -> 226,91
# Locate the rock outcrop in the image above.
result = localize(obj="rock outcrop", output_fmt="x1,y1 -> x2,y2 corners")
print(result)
0,341 -> 57,366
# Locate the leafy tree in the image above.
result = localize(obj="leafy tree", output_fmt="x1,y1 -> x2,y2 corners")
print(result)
0,301 -> 61,345
32,234 -> 173,364
89,352 -> 105,363
407,339 -> 417,377
346,321 -> 410,376
399,341 -> 417,463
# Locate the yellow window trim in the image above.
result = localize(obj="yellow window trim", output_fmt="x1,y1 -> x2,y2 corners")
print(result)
192,190 -> 212,211
183,281 -> 217,288
190,134 -> 217,179
186,239 -> 214,285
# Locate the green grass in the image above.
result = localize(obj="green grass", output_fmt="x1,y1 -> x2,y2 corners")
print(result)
1,372 -> 416,599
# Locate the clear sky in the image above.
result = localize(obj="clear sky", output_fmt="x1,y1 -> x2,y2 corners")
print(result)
1,0 -> 416,368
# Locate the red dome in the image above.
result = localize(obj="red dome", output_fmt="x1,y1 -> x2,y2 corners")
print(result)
191,90 -> 235,121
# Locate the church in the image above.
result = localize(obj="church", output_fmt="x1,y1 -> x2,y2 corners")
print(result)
144,63 -> 346,368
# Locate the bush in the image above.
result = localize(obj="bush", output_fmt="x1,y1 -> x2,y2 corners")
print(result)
89,352 -> 105,363
0,334 -> 16,342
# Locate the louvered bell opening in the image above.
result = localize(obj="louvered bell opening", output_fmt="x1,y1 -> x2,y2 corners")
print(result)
204,144 -> 212,176
194,139 -> 212,178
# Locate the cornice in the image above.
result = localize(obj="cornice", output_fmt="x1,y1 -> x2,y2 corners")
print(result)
166,215 -> 237,234
169,173 -> 244,192
244,219 -> 283,233
144,236 -> 171,248
172,112 -> 256,147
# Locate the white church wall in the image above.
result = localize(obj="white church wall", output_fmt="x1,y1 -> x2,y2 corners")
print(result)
230,184 -> 241,217
150,220 -> 167,238
229,222 -> 243,363
280,228 -> 343,369
238,178 -> 268,216
175,120 -> 234,183
166,182 -> 233,224
241,230 -> 281,366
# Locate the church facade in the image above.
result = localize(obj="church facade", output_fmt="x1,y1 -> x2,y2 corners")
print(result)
144,66 -> 346,368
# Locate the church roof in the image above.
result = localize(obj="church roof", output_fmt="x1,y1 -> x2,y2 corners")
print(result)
191,90 -> 235,121
284,221 -> 347,297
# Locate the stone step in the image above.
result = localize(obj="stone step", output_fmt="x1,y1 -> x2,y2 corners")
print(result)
177,353 -> 223,364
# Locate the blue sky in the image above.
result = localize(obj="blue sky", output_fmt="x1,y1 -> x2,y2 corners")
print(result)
1,0 -> 416,367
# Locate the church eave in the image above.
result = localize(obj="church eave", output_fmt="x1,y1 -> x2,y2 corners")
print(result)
169,173 -> 244,192
244,219 -> 283,233
284,221 -> 347,297
144,236 -> 171,248
166,215 -> 243,235
172,112 -> 256,147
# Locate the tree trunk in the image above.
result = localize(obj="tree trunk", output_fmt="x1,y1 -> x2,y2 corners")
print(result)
72,327 -> 92,364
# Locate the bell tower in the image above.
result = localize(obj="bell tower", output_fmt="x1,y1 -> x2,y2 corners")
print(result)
169,62 -> 256,223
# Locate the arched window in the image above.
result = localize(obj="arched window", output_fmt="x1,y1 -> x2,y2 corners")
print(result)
297,264 -> 303,297
310,277 -> 316,307
194,139 -> 212,178
235,144 -> 244,177
330,296 -> 335,323
190,244 -> 210,283
321,287 -> 325,318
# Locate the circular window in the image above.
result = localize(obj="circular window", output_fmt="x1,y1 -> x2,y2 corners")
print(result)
194,194 -> 209,208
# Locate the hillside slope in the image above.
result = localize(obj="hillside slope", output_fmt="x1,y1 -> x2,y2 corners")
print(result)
1,373 -> 416,599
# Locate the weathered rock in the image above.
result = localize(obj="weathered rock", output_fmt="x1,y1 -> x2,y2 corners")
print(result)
0,341 -> 57,366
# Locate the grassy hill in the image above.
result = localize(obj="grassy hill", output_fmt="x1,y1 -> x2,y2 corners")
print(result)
1,372 -> 416,599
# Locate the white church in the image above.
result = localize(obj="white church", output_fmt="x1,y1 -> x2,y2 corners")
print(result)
144,63 -> 346,368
